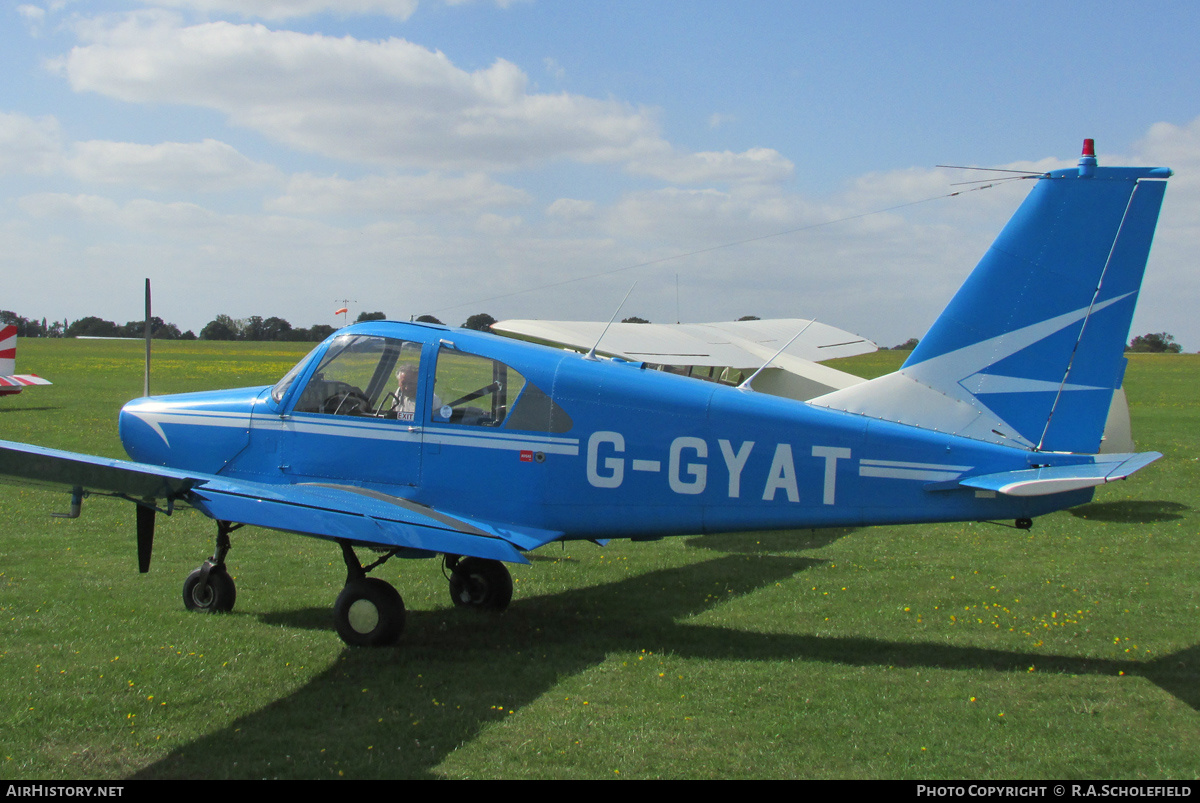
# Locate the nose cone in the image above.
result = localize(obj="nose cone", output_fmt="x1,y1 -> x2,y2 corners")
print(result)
119,396 -> 170,466
120,387 -> 266,473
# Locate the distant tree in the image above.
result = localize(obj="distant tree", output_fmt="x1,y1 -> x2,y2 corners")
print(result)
1128,332 -> 1182,353
307,324 -> 336,341
356,311 -> 386,323
415,314 -> 444,325
180,330 -> 197,341
200,314 -> 239,341
155,321 -> 183,340
462,313 -> 497,331
737,315 -> 760,321
240,315 -> 268,341
891,337 -> 920,351
621,316 -> 650,324
260,316 -> 293,341
65,316 -> 120,338
118,316 -> 182,339
0,311 -> 46,337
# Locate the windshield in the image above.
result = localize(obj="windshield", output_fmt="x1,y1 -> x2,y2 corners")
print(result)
270,344 -> 322,403
291,335 -> 424,418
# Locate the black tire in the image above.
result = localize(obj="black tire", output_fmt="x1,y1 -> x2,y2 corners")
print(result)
334,578 -> 405,647
182,567 -> 237,613
448,558 -> 513,611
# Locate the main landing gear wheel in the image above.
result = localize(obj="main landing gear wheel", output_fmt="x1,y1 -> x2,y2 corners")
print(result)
334,577 -> 406,647
448,557 -> 513,611
182,567 -> 237,612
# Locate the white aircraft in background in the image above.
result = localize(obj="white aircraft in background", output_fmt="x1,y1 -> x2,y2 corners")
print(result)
0,325 -> 51,397
491,317 -> 876,401
492,316 -> 1134,453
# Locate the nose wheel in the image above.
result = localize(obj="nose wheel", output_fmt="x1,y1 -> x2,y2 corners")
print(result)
182,521 -> 239,613
183,566 -> 237,612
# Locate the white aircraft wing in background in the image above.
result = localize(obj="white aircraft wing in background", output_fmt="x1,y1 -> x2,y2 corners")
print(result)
491,318 -> 877,401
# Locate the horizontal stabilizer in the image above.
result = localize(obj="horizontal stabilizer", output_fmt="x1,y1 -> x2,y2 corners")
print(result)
955,452 -> 1161,497
0,374 -> 52,388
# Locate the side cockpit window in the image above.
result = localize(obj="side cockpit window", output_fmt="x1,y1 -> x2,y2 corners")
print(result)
431,346 -> 572,433
290,335 -> 424,419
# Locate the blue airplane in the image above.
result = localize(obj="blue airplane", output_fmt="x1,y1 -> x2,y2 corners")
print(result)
0,141 -> 1172,647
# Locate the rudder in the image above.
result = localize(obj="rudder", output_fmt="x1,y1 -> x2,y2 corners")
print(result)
813,141 -> 1170,453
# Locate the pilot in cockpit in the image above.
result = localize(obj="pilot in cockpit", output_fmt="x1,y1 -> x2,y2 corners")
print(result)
394,365 -> 419,417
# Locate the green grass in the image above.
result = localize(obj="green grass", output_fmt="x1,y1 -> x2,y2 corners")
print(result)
1,341 -> 1198,779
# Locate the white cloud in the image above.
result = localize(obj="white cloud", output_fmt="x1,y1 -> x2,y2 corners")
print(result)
267,172 -> 530,216
138,0 -> 420,20
543,57 -> 565,82
627,147 -> 794,186
59,16 -> 667,171
17,4 -> 46,36
473,212 -> 521,235
65,138 -> 280,192
18,192 -> 219,230
0,112 -> 63,175
545,198 -> 596,221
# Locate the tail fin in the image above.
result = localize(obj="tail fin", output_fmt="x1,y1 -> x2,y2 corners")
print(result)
0,325 -> 15,377
812,141 -> 1171,454
0,324 -> 51,395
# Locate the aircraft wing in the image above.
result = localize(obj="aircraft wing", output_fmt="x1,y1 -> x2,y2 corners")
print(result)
0,439 -> 552,564
493,318 -> 876,400
492,318 -> 876,364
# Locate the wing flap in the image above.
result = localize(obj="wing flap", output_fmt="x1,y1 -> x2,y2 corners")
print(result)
190,479 -> 551,562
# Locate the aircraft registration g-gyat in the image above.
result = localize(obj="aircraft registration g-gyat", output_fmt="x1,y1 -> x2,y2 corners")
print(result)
0,141 -> 1173,646
0,324 -> 52,396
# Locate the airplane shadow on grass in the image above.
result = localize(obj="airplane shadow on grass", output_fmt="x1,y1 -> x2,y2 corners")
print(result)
1068,500 -> 1190,524
132,553 -> 1200,779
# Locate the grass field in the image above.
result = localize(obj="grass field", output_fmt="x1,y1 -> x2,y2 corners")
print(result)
1,339 -> 1197,780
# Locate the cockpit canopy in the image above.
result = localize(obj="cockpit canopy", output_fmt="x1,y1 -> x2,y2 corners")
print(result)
273,332 -> 572,434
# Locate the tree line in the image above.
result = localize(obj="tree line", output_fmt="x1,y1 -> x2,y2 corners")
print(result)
887,331 -> 1187,353
0,310 -> 497,341
2,310 -> 1186,351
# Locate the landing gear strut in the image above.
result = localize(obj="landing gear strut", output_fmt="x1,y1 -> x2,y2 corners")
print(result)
333,542 -> 405,647
445,555 -> 513,611
182,520 -> 239,613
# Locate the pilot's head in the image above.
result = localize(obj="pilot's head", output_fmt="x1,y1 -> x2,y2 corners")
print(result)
396,365 -> 418,396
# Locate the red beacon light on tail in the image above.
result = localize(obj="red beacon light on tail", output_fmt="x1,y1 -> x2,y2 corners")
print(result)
1079,137 -> 1097,177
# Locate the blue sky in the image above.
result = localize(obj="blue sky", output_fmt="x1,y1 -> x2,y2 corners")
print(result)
3,0 -> 1198,348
